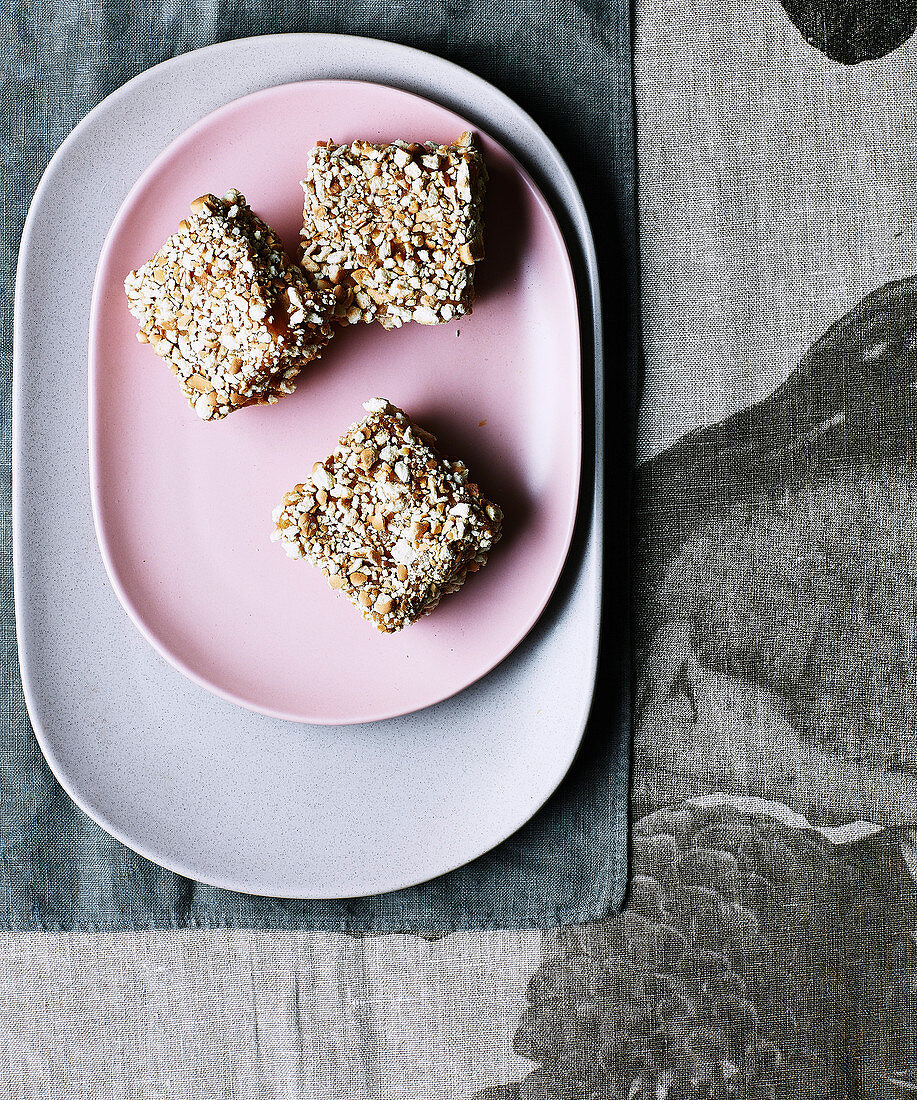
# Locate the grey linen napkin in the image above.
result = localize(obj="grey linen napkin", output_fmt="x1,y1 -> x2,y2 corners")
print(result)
0,1 -> 634,930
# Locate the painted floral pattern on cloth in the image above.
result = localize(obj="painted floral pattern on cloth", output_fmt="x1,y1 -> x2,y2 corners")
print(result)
778,0 -> 917,63
478,279 -> 917,1098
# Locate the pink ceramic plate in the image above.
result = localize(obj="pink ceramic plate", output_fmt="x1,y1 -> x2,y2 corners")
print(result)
89,80 -> 580,724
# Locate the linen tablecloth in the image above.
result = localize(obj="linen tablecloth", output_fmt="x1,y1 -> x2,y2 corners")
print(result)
5,0 -> 917,1096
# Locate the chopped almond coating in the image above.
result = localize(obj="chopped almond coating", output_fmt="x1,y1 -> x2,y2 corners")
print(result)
271,398 -> 503,632
300,131 -> 487,330
125,189 -> 336,420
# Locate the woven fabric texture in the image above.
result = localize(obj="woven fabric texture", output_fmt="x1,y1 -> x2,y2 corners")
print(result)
500,2 -> 917,1096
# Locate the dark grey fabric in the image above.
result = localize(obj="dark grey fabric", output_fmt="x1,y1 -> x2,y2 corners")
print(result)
0,4 -> 634,930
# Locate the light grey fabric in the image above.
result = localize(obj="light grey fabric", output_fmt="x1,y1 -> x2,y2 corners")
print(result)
0,931 -> 539,1099
636,0 -> 917,464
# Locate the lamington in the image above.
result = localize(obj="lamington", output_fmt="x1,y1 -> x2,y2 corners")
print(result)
300,132 -> 487,330
271,398 -> 502,632
125,189 -> 335,420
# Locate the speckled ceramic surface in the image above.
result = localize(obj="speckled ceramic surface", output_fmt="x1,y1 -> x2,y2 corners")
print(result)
14,35 -> 603,898
89,81 -> 581,724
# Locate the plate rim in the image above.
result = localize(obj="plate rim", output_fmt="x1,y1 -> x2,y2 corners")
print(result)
13,33 -> 607,899
86,76 -> 583,726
